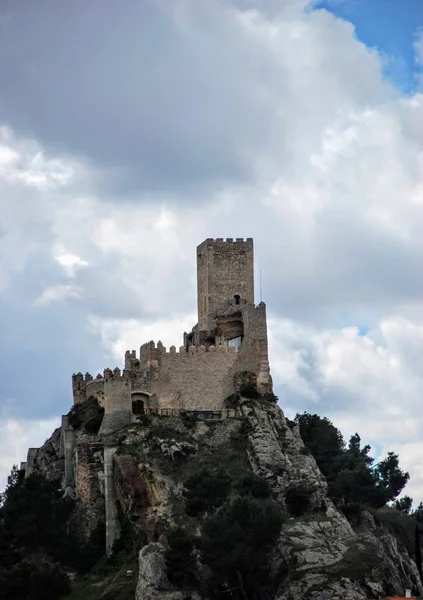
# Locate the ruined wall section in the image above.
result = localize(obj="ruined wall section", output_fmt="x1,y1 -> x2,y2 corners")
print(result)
75,442 -> 104,503
197,238 -> 254,330
75,442 -> 105,539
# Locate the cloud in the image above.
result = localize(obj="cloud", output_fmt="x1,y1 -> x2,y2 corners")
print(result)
55,252 -> 89,278
0,0 -> 392,198
0,416 -> 59,492
0,0 -> 422,502
34,283 -> 83,306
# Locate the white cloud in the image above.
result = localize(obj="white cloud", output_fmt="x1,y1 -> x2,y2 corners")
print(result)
34,284 -> 83,306
0,0 -> 422,503
0,417 -> 59,491
87,314 -> 197,366
269,316 -> 423,499
55,252 -> 89,278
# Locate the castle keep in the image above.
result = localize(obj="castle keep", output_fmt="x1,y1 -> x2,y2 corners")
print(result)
72,238 -> 272,432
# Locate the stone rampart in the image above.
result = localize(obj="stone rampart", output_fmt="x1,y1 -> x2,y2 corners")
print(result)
152,344 -> 239,410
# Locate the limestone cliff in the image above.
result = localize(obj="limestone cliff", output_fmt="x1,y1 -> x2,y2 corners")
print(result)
29,395 -> 423,600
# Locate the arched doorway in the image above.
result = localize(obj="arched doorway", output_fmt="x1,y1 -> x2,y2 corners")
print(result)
131,392 -> 149,415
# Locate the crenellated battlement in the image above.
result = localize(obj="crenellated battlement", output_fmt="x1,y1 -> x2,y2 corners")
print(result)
127,342 -> 239,360
202,237 -> 253,244
72,371 -> 102,383
103,367 -> 132,381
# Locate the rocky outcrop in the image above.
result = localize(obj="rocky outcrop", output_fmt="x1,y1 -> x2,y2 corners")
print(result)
24,396 -> 423,599
32,426 -> 65,482
240,399 -> 423,600
241,400 -> 327,508
135,542 -> 200,600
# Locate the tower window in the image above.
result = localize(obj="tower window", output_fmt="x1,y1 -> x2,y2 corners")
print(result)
234,295 -> 240,305
228,336 -> 242,348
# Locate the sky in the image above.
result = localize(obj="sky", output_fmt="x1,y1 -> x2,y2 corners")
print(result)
0,0 -> 423,500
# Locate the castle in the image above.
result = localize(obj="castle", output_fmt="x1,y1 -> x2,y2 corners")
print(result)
22,238 -> 273,552
71,237 -> 272,432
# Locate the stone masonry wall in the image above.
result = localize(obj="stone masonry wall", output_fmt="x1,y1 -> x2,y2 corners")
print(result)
151,344 -> 239,410
72,373 -> 105,406
86,378 -> 105,406
75,442 -> 104,504
104,370 -> 132,412
197,238 -> 254,330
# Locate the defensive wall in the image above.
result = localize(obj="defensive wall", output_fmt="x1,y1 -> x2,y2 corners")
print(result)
72,301 -> 270,418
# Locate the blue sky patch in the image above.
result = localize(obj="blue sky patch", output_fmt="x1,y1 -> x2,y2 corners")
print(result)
315,0 -> 423,93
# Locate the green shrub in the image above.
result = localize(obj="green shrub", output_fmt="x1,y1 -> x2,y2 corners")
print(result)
165,527 -> 197,587
234,473 -> 271,499
261,392 -> 279,403
110,504 -> 142,562
285,484 -> 313,517
180,412 -> 198,429
69,522 -> 106,574
136,414 -> 152,426
224,393 -> 241,409
371,506 -> 419,557
239,381 -> 259,399
183,470 -> 231,517
85,411 -> 104,434
330,543 -> 379,581
200,496 -> 283,598
0,554 -> 70,600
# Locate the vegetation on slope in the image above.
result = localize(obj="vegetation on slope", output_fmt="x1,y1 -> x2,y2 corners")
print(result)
0,466 -> 105,600
293,412 -> 410,512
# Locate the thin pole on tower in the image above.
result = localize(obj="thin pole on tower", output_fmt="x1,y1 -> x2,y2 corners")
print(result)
260,269 -> 263,302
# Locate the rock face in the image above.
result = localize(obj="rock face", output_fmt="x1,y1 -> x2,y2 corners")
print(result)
242,401 -> 328,508
241,399 -> 423,600
135,543 -> 200,600
27,396 -> 423,599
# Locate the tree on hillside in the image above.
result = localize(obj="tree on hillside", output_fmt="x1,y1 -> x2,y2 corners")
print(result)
412,502 -> 423,524
375,452 -> 410,504
200,496 -> 283,599
0,464 -> 24,508
294,412 -> 345,479
183,469 -> 231,517
295,413 -> 409,510
393,496 -> 413,515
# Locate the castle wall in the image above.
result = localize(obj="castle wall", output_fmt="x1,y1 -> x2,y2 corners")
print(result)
72,373 -> 86,404
60,415 -> 76,489
72,373 -> 105,406
104,370 -> 132,413
86,378 -> 105,407
197,238 -> 254,330
151,344 -> 239,411
26,448 -> 39,477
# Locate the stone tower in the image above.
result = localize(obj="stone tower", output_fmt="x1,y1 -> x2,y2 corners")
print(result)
197,238 -> 254,331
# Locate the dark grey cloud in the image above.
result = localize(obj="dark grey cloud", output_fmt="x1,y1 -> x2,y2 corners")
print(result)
0,288 -> 108,421
0,0 -> 286,198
